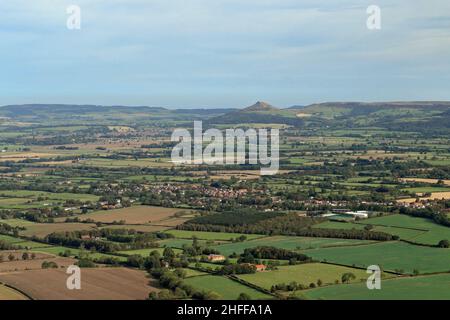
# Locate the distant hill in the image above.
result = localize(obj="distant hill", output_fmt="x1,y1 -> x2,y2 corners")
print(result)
243,101 -> 279,112
207,101 -> 304,126
288,101 -> 450,133
0,104 -> 232,123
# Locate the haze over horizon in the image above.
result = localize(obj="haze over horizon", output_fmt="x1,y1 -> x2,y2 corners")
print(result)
1,1 -> 450,108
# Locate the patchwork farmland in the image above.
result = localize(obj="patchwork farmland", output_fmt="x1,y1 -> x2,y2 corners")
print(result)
0,102 -> 449,300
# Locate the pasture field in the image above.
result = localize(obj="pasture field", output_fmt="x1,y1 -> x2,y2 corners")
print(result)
402,187 -> 450,193
0,234 -> 27,244
64,205 -> 190,225
361,214 -> 450,245
212,236 -> 376,256
164,230 -> 265,241
183,275 -> 273,300
303,241 -> 450,274
303,273 -> 450,300
0,219 -> 36,228
116,247 -> 182,257
0,284 -> 28,300
158,238 -> 221,249
315,214 -> 450,245
0,268 -> 155,300
237,263 -> 378,290
30,246 -> 128,262
182,268 -> 208,278
0,234 -> 51,249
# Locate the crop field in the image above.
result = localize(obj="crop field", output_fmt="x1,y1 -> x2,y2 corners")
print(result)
303,273 -> 450,300
0,254 -> 76,272
303,241 -> 450,274
183,275 -> 273,300
16,222 -> 98,238
212,236 -> 375,256
0,285 -> 28,300
237,263 -> 377,290
0,268 -> 155,300
66,205 -> 190,225
399,178 -> 450,186
399,191 -> 450,204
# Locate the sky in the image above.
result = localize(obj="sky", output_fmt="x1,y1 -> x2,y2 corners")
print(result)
1,0 -> 450,108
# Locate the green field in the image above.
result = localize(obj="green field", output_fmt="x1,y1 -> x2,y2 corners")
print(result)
303,273 -> 450,300
158,238 -> 219,249
183,275 -> 273,300
304,241 -> 450,274
0,234 -> 50,248
213,235 -> 375,256
31,246 -> 127,262
361,214 -> 450,245
117,247 -> 182,257
238,263 -> 376,290
315,214 -> 450,245
0,219 -> 36,228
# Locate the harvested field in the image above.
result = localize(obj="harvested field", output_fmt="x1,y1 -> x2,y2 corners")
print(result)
398,191 -> 450,204
0,284 -> 28,300
0,252 -> 76,273
18,222 -> 97,238
400,178 -> 450,186
68,205 -> 191,225
0,268 -> 157,300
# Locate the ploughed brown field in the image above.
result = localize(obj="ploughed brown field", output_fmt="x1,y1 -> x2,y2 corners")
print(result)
62,205 -> 191,225
0,251 -> 76,273
0,268 -> 158,300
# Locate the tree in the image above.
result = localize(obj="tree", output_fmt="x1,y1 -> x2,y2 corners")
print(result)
438,239 -> 450,248
237,293 -> 252,300
204,291 -> 221,300
341,272 -> 356,284
8,253 -> 15,261
317,279 -> 323,287
163,247 -> 175,262
22,252 -> 29,260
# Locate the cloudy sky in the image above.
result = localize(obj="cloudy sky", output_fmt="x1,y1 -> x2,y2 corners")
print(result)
1,0 -> 450,108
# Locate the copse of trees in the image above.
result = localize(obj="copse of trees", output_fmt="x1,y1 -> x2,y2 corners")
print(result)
239,246 -> 310,262
218,263 -> 256,275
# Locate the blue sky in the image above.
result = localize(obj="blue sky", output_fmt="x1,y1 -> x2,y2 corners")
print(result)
1,0 -> 450,108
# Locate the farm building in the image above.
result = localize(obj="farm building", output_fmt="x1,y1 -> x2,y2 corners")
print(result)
255,264 -> 266,272
207,254 -> 226,262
